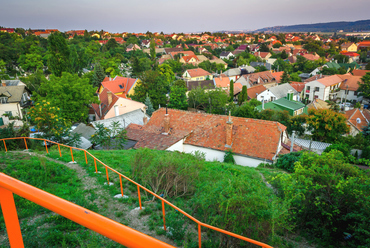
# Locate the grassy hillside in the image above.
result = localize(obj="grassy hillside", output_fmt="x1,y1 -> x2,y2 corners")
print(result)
0,146 -> 296,248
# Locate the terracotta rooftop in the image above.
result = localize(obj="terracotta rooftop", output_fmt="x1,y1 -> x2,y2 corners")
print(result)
345,108 -> 369,131
126,108 -> 287,161
352,69 -> 370,77
247,85 -> 267,99
290,82 -> 306,92
185,68 -> 211,78
338,74 -> 362,91
214,76 -> 231,88
271,71 -> 284,84
316,75 -> 343,87
91,88 -> 119,119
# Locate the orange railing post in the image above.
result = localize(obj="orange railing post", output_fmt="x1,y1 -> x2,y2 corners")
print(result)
84,151 -> 88,164
24,138 -> 28,150
162,200 -> 166,231
198,224 -> 202,248
105,166 -> 109,184
137,185 -> 142,210
3,139 -> 7,152
58,144 -> 61,157
70,147 -> 74,162
120,175 -> 123,197
44,140 -> 48,154
0,187 -> 24,248
94,158 -> 98,173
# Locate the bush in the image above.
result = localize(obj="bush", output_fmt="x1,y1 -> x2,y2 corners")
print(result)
223,149 -> 235,164
361,145 -> 370,160
273,150 -> 370,247
130,148 -> 201,198
324,143 -> 350,157
274,151 -> 302,172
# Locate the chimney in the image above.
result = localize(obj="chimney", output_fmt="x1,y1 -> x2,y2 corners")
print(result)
163,113 -> 170,134
107,91 -> 112,105
225,111 -> 233,147
143,106 -> 148,125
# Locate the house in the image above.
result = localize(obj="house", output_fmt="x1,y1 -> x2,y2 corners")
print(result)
352,69 -> 370,77
338,74 -> 363,103
219,51 -> 234,60
254,52 -> 271,60
170,51 -> 195,59
340,42 -> 358,52
236,71 -> 279,89
250,62 -> 272,71
214,76 -> 231,88
98,76 -> 139,98
344,108 -> 370,136
223,68 -> 241,82
256,96 -> 307,116
302,53 -> 320,61
186,80 -> 215,92
141,40 -> 151,48
209,58 -> 228,69
164,47 -> 183,54
246,85 -> 267,100
125,108 -> 288,167
91,88 -> 145,121
179,55 -> 199,64
126,44 -> 141,52
340,51 -> 360,63
271,71 -> 284,84
290,82 -> 306,101
257,84 -> 299,102
357,41 -> 370,50
304,75 -> 344,102
0,80 -> 31,121
182,68 -> 213,81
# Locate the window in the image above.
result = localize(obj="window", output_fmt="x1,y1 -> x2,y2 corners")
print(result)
345,90 -> 349,95
315,87 -> 319,92
354,91 -> 358,96
307,86 -> 310,91
0,97 -> 8,104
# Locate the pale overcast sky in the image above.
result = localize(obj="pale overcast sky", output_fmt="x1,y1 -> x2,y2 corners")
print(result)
1,0 -> 369,33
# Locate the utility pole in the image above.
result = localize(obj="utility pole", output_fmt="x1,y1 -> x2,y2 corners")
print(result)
290,131 -> 296,153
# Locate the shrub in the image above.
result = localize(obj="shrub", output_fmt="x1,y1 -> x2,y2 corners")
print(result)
223,149 -> 235,164
361,145 -> 370,160
324,143 -> 350,157
274,151 -> 302,172
273,150 -> 370,247
130,148 -> 201,198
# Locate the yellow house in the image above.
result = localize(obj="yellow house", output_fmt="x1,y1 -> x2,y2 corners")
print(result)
341,42 -> 358,52
98,77 -> 140,98
182,68 -> 213,81
179,55 -> 200,64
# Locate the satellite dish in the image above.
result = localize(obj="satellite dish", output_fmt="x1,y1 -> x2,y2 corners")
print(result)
356,118 -> 361,124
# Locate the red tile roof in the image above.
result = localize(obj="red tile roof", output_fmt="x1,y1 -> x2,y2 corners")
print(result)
126,108 -> 286,161
271,71 -> 284,84
352,69 -> 370,77
247,85 -> 267,99
185,68 -> 211,78
91,88 -> 119,119
181,55 -> 199,63
316,75 -> 343,87
302,53 -> 320,61
344,108 -> 369,131
338,74 -> 362,91
101,77 -> 137,96
214,76 -> 230,88
290,82 -> 306,92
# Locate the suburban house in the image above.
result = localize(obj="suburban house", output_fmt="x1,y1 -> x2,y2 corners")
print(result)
344,108 -> 370,136
125,108 -> 288,167
214,76 -> 231,89
257,84 -> 299,102
169,51 -> 195,59
340,42 -> 358,52
256,95 -> 307,116
179,55 -> 199,64
126,44 -> 141,52
236,71 -> 279,89
98,76 -> 139,98
219,51 -> 234,60
290,82 -> 306,101
91,88 -> 145,121
304,75 -> 344,102
352,69 -> 370,77
223,68 -> 242,82
250,62 -> 272,70
338,74 -> 363,103
186,80 -> 215,92
0,80 -> 31,120
340,51 -> 360,63
182,68 -> 213,81
209,58 -> 228,69
254,52 -> 272,61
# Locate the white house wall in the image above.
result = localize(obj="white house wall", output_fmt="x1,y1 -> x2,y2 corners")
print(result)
338,90 -> 363,102
0,103 -> 22,119
304,81 -> 326,101
167,139 -> 184,152
257,90 -> 277,102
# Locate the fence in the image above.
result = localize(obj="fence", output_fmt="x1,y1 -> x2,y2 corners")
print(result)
0,137 -> 273,248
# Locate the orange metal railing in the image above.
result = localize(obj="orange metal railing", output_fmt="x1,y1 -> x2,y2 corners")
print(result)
0,173 -> 175,248
0,137 -> 273,248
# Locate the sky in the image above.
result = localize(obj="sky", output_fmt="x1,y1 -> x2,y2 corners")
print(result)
1,0 -> 370,33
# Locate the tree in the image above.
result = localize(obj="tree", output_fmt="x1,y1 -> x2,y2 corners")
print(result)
169,81 -> 188,110
366,63 -> 370,70
306,109 -> 349,142
144,94 -> 155,116
18,45 -> 44,72
150,39 -> 156,61
47,32 -> 71,77
0,59 -> 9,80
280,71 -> 291,84
90,122 -> 127,150
20,69 -> 47,94
157,64 -> 175,84
131,70 -> 169,109
91,62 -> 106,87
35,72 -> 99,123
237,85 -> 248,106
229,79 -> 234,102
358,72 -> 370,99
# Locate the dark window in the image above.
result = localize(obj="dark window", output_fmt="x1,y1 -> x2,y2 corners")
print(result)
307,86 -> 310,91
315,87 -> 319,92
354,91 -> 358,96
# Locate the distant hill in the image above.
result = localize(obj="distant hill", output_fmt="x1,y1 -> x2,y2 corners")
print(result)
256,19 -> 370,33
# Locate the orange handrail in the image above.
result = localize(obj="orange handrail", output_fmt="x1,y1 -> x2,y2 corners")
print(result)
0,137 -> 274,248
0,173 -> 175,248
